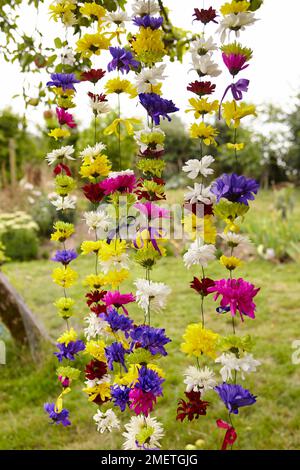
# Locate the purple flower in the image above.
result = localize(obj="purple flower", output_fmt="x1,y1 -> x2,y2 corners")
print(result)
105,342 -> 128,371
136,366 -> 164,396
107,47 -> 140,74
130,325 -> 171,356
104,308 -> 133,336
44,402 -> 71,426
51,249 -> 78,265
139,93 -> 179,125
110,384 -> 130,411
54,340 -> 85,362
222,53 -> 249,76
215,383 -> 257,414
211,173 -> 259,205
46,73 -> 80,91
133,15 -> 164,30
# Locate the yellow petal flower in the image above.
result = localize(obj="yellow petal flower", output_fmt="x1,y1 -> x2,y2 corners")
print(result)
48,128 -> 71,141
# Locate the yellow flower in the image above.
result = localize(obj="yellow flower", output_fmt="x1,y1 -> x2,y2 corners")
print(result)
76,33 -> 111,58
220,1 -> 250,15
226,142 -> 245,151
98,240 -> 127,262
184,214 -> 217,244
51,87 -> 75,98
104,118 -> 141,138
83,381 -> 111,402
51,221 -> 75,242
186,98 -> 219,118
181,323 -> 219,359
190,122 -> 219,146
85,339 -> 106,361
49,1 -> 77,26
79,2 -> 106,23
57,327 -> 77,345
148,364 -> 165,378
83,274 -> 106,290
220,255 -> 242,270
103,269 -> 129,289
104,77 -> 137,97
132,27 -> 165,65
56,97 -> 76,109
114,364 -> 139,386
54,297 -> 75,318
81,240 -> 103,255
222,101 -> 257,128
80,154 -> 111,180
52,266 -> 78,288
48,128 -> 71,141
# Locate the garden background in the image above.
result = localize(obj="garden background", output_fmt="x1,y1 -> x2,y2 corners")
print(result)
0,0 -> 300,450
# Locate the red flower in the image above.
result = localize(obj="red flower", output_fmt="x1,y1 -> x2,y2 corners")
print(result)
53,163 -> 72,176
193,7 -> 218,24
176,391 -> 209,422
136,177 -> 166,201
190,277 -> 215,296
139,148 -> 165,158
56,107 -> 77,128
184,202 -> 214,217
88,91 -> 108,102
187,80 -> 216,96
85,360 -> 107,380
86,290 -> 107,307
81,69 -> 106,83
82,182 -> 105,204
91,304 -> 107,316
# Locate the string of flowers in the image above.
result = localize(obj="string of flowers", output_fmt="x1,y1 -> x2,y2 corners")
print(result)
178,0 -> 263,450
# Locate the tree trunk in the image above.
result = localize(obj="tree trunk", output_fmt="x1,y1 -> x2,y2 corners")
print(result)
9,138 -> 17,189
0,272 -> 50,359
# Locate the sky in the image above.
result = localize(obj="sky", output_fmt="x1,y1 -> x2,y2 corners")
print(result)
1,0 -> 299,132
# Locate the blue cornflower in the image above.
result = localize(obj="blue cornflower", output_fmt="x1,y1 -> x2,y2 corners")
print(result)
105,342 -> 128,371
139,93 -> 179,125
51,249 -> 78,265
133,15 -> 164,30
130,325 -> 171,356
44,402 -> 71,426
211,173 -> 259,205
107,47 -> 140,74
110,384 -> 131,412
215,383 -> 257,414
104,308 -> 133,337
46,73 -> 80,91
54,340 -> 85,362
136,366 -> 164,397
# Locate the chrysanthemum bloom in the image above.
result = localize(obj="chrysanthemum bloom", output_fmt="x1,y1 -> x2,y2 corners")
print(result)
44,403 -> 71,426
88,92 -> 110,115
105,342 -> 128,372
53,163 -> 72,176
222,100 -> 256,127
51,249 -> 77,265
139,93 -> 179,125
76,33 -> 111,58
183,155 -> 215,179
215,383 -> 257,414
130,325 -> 171,356
84,312 -> 108,339
47,73 -> 80,91
216,352 -> 261,382
129,388 -> 157,416
133,15 -> 163,30
110,385 -> 130,412
186,98 -> 219,118
51,221 -> 74,242
81,240 -> 102,255
132,27 -> 165,65
80,154 -> 111,180
93,409 -> 120,433
220,255 -> 242,271
48,128 -> 70,141
193,6 -> 218,24
54,297 -> 75,319
82,182 -> 105,203
104,9 -> 130,27
134,279 -> 171,313
183,241 -> 216,269
85,359 -> 107,381
50,195 -> 76,211
104,308 -> 133,336
134,201 -> 170,220
183,366 -> 216,394
211,173 -> 259,205
190,277 -> 215,296
104,77 -> 137,98
135,64 -> 166,94
107,47 -> 140,74
181,323 -> 219,359
192,55 -> 221,78
136,178 -> 166,202
217,12 -> 257,43
56,107 -> 76,128
81,68 -> 106,83
187,80 -> 216,97
220,0 -> 251,16
208,278 -> 260,321
54,340 -> 85,362
83,379 -> 111,405
190,122 -> 219,146
177,391 -> 210,422
79,2 -> 106,23
100,172 -> 136,195
52,266 -> 78,288
85,339 -> 106,362
122,415 -> 164,450
46,145 -> 75,165
222,52 -> 249,76
103,291 -> 135,315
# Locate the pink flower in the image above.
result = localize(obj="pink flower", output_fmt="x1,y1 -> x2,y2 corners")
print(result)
134,202 -> 170,220
103,291 -> 135,315
222,53 -> 249,77
129,388 -> 157,416
100,174 -> 136,195
56,108 -> 77,128
208,278 -> 260,321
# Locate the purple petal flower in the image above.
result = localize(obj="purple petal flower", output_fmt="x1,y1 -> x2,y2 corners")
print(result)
46,73 -> 80,91
110,384 -> 130,412
211,173 -> 259,205
133,15 -> 164,30
107,47 -> 140,74
222,53 -> 249,76
135,365 -> 164,396
105,342 -> 128,371
51,249 -> 78,265
139,93 -> 179,125
44,402 -> 71,426
103,308 -> 133,337
54,340 -> 85,362
130,325 -> 171,356
215,383 -> 257,414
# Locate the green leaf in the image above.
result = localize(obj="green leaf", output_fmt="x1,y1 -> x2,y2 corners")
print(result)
54,37 -> 63,49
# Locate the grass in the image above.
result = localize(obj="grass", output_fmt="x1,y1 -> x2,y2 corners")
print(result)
1,190 -> 300,450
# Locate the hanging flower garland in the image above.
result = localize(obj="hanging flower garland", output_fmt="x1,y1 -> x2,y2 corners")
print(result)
178,0 -> 263,450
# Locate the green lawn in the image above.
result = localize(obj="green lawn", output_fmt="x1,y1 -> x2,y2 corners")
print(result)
1,191 -> 300,450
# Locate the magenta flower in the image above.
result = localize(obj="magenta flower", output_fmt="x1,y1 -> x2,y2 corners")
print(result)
129,388 -> 157,416
100,173 -> 136,195
103,291 -> 135,315
208,278 -> 260,321
222,53 -> 249,77
134,202 -> 170,220
56,108 -> 77,128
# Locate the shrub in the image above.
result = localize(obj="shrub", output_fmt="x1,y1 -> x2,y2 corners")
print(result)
1,228 -> 38,261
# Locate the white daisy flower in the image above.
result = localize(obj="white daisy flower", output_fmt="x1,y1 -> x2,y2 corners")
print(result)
135,64 -> 167,94
83,210 -> 110,233
132,0 -> 160,16
134,127 -> 165,153
215,353 -> 261,382
183,366 -> 217,394
89,98 -> 111,115
183,241 -> 216,269
93,409 -> 120,434
219,231 -> 251,247
104,9 -> 131,27
134,279 -> 171,313
100,253 -> 130,274
109,169 -> 135,178
182,156 -> 215,179
217,12 -> 257,43
123,415 -> 164,450
49,194 -> 77,211
60,47 -> 75,66
80,142 -> 106,159
46,145 -> 75,165
192,55 -> 221,77
238,354 -> 261,379
84,312 -> 109,340
190,36 -> 218,57
184,183 -> 214,205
